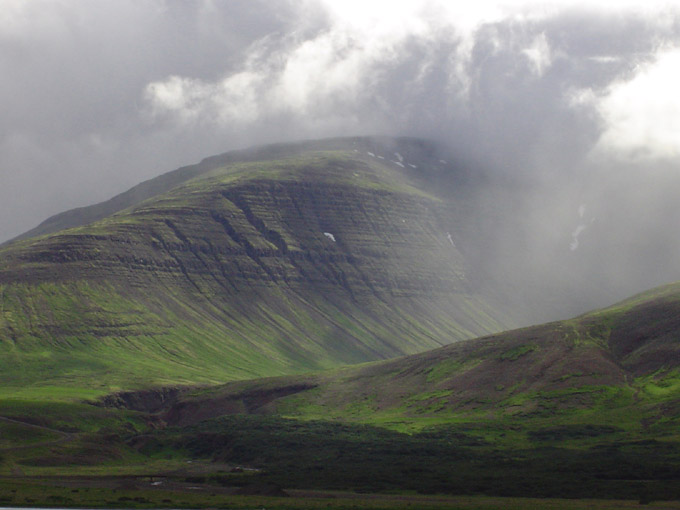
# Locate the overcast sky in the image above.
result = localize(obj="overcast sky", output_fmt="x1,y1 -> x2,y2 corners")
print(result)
2,0 -> 680,255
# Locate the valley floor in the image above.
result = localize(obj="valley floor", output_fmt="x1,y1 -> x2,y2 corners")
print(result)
1,476 -> 680,510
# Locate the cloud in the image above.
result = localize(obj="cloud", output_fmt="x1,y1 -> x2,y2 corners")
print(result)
522,32 -> 553,76
143,8 -> 435,130
145,72 -> 263,125
139,1 -> 680,176
590,47 -> 680,160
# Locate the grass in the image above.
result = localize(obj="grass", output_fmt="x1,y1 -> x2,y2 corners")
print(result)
2,477 -> 675,510
0,419 -> 61,448
637,370 -> 680,399
118,413 -> 680,501
0,278 -> 472,392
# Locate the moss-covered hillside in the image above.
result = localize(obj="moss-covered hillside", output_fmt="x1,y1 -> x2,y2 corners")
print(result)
0,146 -> 510,395
68,280 -> 680,501
151,280 -> 680,435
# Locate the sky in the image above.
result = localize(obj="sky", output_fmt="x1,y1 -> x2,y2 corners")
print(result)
2,0 -> 680,312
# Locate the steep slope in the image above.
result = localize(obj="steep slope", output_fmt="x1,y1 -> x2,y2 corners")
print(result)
0,148 -> 511,395
150,280 -> 680,432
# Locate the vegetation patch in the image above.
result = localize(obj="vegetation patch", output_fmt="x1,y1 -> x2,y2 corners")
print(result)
528,424 -> 623,442
499,343 -> 538,361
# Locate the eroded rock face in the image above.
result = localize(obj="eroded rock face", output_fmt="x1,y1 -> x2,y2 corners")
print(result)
98,387 -> 182,413
2,174 -> 469,296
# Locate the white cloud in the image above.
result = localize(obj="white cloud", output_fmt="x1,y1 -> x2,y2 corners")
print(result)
146,76 -> 202,116
145,70 -> 265,125
143,12 -> 422,128
592,47 -> 680,160
522,33 -> 552,76
139,1 -> 538,128
142,0 -> 680,134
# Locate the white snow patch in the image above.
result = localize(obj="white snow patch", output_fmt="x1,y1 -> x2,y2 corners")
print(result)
323,232 -> 336,242
439,159 -> 448,164
394,152 -> 404,162
446,232 -> 456,248
393,161 -> 405,168
367,151 -> 375,157
570,225 -> 587,251
570,217 -> 595,251
377,155 -> 385,159
353,149 -> 359,153
408,163 -> 417,169
578,203 -> 586,219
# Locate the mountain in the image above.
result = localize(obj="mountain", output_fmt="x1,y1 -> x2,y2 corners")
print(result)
2,134 -> 680,500
0,137 -> 514,395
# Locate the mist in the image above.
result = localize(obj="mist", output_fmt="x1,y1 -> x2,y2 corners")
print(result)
2,0 -> 680,320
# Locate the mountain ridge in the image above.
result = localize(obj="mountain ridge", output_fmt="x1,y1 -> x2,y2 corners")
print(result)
3,136 -> 456,247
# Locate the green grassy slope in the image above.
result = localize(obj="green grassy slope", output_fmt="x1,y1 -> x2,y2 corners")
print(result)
2,243 -> 680,501
3,281 -> 665,500
161,281 -> 680,433
0,150 -> 510,395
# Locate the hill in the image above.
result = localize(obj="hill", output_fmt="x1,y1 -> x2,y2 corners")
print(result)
82,281 -> 680,500
128,279 -> 680,430
2,279 -> 678,502
0,138 -> 513,395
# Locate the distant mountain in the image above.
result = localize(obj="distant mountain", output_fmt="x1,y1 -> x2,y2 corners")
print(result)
0,137 -> 514,394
